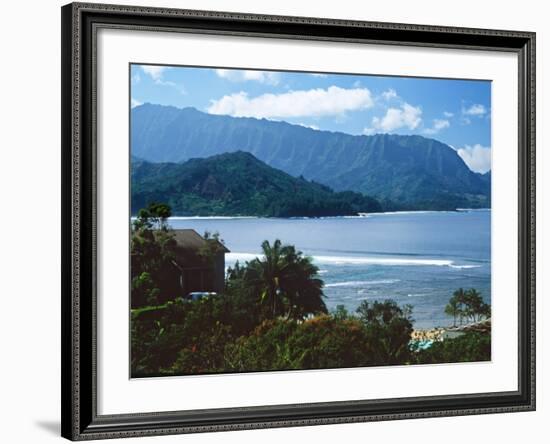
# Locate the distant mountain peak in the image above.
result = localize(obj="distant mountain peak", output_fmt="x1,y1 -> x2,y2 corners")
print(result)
131,151 -> 381,217
135,103 -> 450,143
131,104 -> 490,210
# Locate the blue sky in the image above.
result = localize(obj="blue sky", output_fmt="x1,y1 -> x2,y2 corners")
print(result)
131,64 -> 492,173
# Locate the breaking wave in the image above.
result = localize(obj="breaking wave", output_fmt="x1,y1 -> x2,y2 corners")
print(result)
312,255 -> 453,266
325,279 -> 400,288
226,253 -> 480,269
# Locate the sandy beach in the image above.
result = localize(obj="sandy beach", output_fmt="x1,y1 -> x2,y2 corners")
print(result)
411,318 -> 491,343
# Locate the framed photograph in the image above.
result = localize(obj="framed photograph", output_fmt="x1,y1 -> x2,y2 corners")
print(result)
61,2 -> 535,440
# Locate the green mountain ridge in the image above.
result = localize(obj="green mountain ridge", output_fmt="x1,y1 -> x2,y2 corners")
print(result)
131,151 -> 382,217
131,104 -> 490,210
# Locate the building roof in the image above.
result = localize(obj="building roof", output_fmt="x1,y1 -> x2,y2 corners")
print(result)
172,229 -> 230,253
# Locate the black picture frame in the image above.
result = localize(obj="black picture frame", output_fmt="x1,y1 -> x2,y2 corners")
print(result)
61,2 -> 536,440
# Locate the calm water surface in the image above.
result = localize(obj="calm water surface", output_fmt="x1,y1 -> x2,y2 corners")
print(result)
168,210 -> 491,329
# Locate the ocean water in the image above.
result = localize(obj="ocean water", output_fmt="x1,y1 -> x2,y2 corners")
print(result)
167,210 -> 491,329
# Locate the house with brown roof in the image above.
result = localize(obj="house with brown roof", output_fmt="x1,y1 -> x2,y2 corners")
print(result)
170,229 -> 230,297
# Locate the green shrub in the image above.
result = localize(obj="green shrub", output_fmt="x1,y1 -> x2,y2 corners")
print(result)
415,332 -> 491,364
356,300 -> 414,365
131,297 -> 234,377
225,320 -> 298,371
224,308 -> 414,373
225,316 -> 374,372
285,316 -> 372,369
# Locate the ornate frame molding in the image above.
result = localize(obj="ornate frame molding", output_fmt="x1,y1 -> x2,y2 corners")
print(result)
61,3 -> 535,440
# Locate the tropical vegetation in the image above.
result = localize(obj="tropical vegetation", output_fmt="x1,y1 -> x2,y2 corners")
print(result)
444,288 -> 491,327
130,203 -> 491,377
131,151 -> 381,217
131,104 -> 491,211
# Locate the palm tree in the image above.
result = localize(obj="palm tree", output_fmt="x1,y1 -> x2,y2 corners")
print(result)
479,301 -> 491,321
465,288 -> 488,322
452,288 -> 467,325
280,250 -> 326,320
244,240 -> 327,320
445,288 -> 490,325
445,295 -> 460,327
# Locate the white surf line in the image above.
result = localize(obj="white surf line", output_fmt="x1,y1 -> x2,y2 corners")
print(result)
352,212 -> 432,218
167,216 -> 258,220
226,252 -> 480,268
311,255 -> 453,266
325,279 -> 400,288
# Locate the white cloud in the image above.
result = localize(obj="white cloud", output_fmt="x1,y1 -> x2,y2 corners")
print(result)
310,73 -> 328,78
463,103 -> 487,117
140,65 -> 185,94
141,66 -> 168,81
131,98 -> 142,108
131,73 -> 141,85
214,69 -> 280,85
207,86 -> 374,119
456,144 -> 491,173
381,88 -> 398,101
364,102 -> 422,134
423,118 -> 450,135
297,123 -> 320,130
443,111 -> 454,118
460,103 -> 488,125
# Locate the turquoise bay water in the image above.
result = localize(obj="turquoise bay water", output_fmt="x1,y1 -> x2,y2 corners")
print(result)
168,210 -> 491,329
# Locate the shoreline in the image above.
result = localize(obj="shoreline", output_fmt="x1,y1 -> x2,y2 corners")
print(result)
411,318 -> 492,343
129,208 -> 492,221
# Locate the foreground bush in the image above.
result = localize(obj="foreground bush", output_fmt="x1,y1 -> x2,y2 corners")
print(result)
132,298 -> 416,376
224,316 -> 372,371
131,298 -> 235,377
415,332 -> 491,364
131,291 -> 276,377
131,294 -> 487,377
